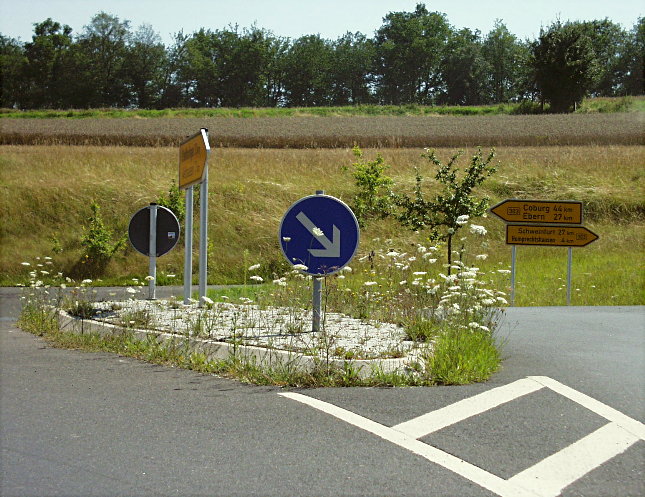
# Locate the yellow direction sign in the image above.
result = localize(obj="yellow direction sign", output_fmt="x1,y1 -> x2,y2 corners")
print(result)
506,224 -> 599,247
491,199 -> 583,224
179,128 -> 210,189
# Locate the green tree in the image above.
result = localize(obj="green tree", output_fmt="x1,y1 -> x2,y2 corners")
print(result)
393,149 -> 497,273
439,27 -> 488,105
620,18 -> 644,95
283,35 -> 334,106
330,32 -> 376,105
124,24 -> 167,108
531,21 -> 598,112
75,12 -> 131,107
482,20 -> 524,103
0,35 -> 25,108
374,3 -> 450,104
22,18 -> 73,108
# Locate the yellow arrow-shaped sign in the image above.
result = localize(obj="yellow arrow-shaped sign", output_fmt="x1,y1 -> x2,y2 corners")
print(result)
491,199 -> 583,224
179,129 -> 210,189
506,225 -> 599,247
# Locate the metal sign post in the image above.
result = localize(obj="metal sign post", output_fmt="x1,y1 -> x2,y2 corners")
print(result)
179,128 -> 210,306
198,165 -> 208,305
183,187 -> 194,304
148,203 -> 158,300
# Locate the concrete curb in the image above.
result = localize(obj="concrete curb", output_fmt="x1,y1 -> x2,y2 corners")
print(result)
57,310 -> 416,379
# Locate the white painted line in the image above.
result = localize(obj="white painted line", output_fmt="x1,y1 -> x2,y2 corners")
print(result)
528,376 -> 645,440
279,392 -> 540,497
391,378 -> 544,439
508,422 -> 641,497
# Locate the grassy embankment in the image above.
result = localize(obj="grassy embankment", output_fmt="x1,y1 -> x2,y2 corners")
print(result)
2,95 -> 643,119
2,143 -> 643,306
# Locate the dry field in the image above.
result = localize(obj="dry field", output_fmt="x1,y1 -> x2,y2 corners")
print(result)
1,113 -> 643,147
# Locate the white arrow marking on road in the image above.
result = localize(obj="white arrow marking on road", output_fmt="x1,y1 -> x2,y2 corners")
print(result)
296,211 -> 341,258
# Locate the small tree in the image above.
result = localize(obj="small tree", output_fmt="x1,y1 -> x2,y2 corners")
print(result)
80,202 -> 125,276
343,146 -> 393,228
393,148 -> 497,273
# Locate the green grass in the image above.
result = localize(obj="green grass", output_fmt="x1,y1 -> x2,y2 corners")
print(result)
2,96 -> 642,119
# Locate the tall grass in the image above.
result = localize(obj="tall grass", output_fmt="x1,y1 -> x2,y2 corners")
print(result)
1,145 -> 643,305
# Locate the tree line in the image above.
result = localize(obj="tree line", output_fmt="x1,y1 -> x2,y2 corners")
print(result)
1,4 -> 643,113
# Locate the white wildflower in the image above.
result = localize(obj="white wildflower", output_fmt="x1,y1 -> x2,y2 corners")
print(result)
469,224 -> 487,236
342,266 -> 352,272
413,271 -> 427,276
126,287 -> 137,294
81,279 -> 92,285
386,251 -> 400,257
364,281 -> 377,286
248,264 -> 261,271
497,269 -> 512,274
292,263 -> 308,271
145,275 -> 155,281
456,215 -> 469,225
201,296 -> 214,305
476,254 -> 488,260
21,262 -> 30,266
249,275 -> 263,283
166,274 -> 176,278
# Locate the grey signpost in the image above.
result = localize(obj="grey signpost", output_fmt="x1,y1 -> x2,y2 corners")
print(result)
179,129 -> 210,306
279,191 -> 360,332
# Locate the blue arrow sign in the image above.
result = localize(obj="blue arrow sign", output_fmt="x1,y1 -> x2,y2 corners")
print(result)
279,194 -> 360,276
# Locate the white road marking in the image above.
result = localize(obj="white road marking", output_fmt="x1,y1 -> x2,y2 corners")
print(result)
392,378 -> 543,438
508,422 -> 641,497
279,376 -> 645,497
528,376 -> 645,440
279,392 -> 540,497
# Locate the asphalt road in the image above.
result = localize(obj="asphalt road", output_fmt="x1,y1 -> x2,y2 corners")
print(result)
1,288 -> 643,497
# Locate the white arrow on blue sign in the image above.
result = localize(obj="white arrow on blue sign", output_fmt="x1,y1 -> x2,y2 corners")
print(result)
279,194 -> 360,276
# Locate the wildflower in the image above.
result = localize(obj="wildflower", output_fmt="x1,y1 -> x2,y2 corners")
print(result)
364,281 -> 377,286
312,227 -> 324,237
470,224 -> 487,236
81,279 -> 92,285
60,283 -> 66,289
456,215 -> 469,225
413,271 -> 427,276
399,280 -> 407,285
201,296 -> 214,305
282,237 -> 291,242
21,262 -> 30,266
496,297 -> 508,305
292,264 -> 308,271
145,275 -> 155,281
249,275 -> 263,283
342,266 -> 352,272
481,298 -> 496,305
497,270 -> 511,274
126,287 -> 137,294
273,278 -> 287,286
44,256 -> 52,260
40,271 -> 49,275
386,251 -> 400,257
248,264 -> 261,271
408,256 -> 416,262
476,254 -> 488,260
166,274 -> 176,278
336,274 -> 345,279
417,245 -> 427,254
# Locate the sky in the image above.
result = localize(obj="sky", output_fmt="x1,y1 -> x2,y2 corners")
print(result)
1,0 -> 642,45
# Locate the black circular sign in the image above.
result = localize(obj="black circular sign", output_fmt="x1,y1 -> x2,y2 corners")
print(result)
128,205 -> 180,257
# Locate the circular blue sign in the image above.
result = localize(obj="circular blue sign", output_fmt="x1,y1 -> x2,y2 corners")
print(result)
279,194 -> 360,276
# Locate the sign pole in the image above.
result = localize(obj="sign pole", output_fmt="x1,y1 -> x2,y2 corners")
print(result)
510,245 -> 516,306
148,203 -> 158,300
183,187 -> 193,304
198,164 -> 208,306
567,247 -> 573,305
312,190 -> 325,332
